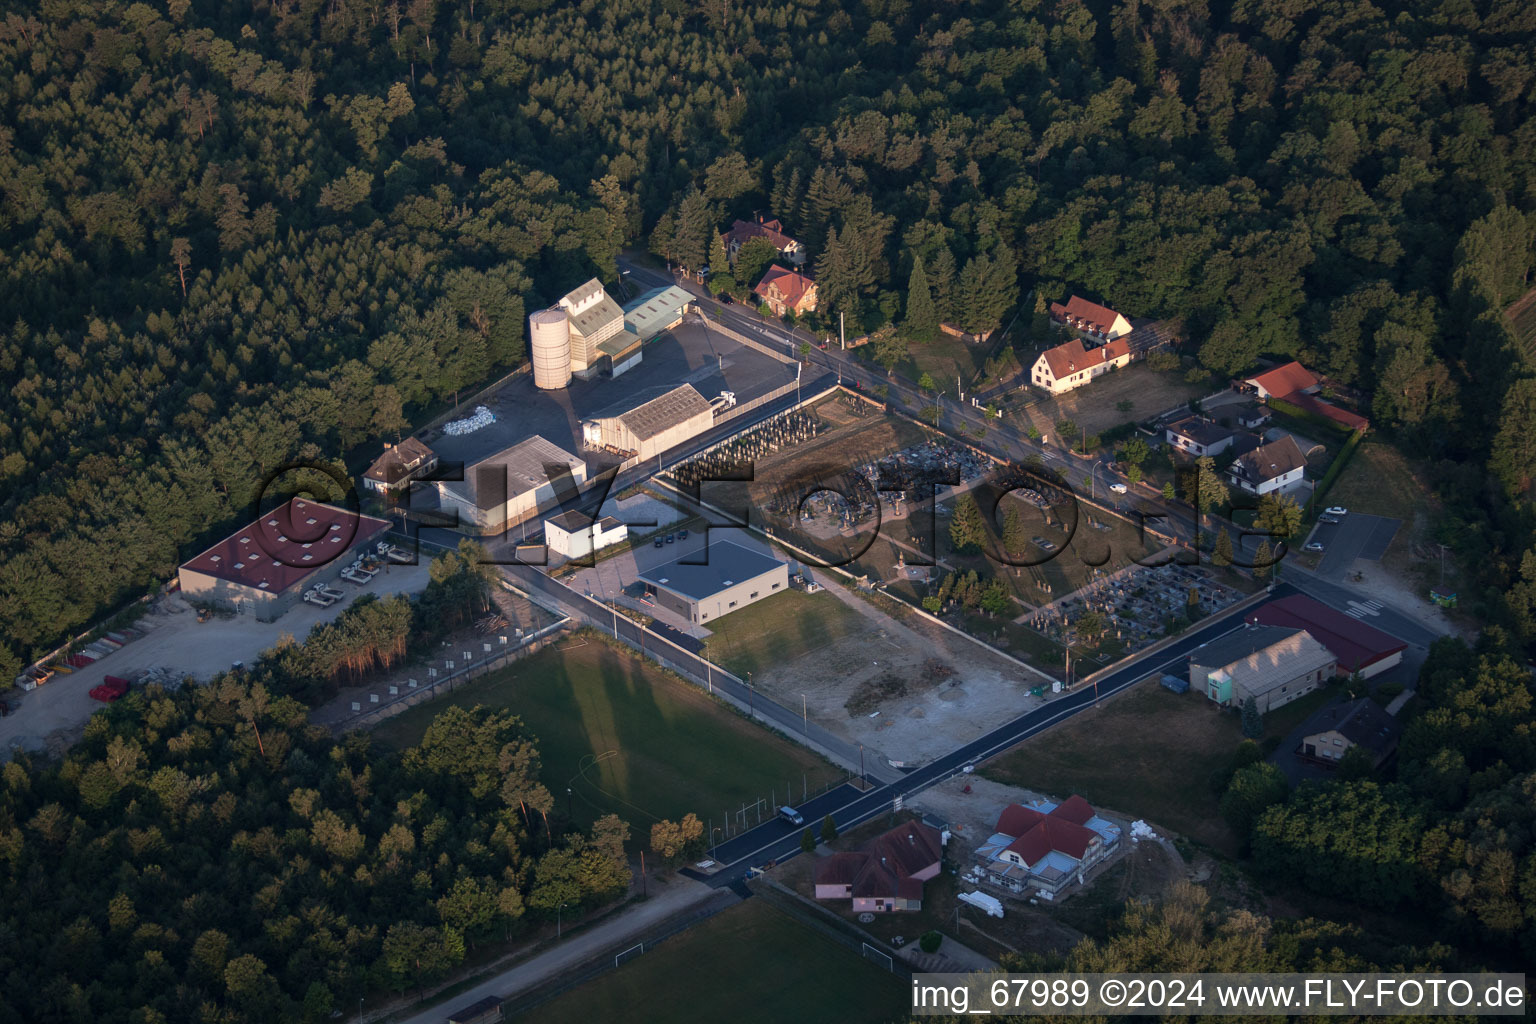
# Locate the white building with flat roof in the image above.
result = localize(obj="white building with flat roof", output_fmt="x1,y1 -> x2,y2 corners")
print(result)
544,510 -> 628,561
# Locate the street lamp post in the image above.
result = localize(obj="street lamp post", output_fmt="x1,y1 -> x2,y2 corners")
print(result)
801,693 -> 808,734
566,786 -> 572,819
712,826 -> 722,858
858,742 -> 864,784
747,671 -> 753,719
557,902 -> 566,940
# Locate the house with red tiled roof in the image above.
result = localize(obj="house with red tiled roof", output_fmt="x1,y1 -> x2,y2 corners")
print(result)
812,819 -> 944,912
754,264 -> 818,317
723,213 -> 806,266
1029,336 -> 1132,395
974,796 -> 1120,897
1242,361 -> 1319,401
1049,295 -> 1133,341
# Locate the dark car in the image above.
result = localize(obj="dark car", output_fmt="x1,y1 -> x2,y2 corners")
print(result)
679,529 -> 689,540
719,294 -> 733,305
665,533 -> 675,543
653,538 -> 664,548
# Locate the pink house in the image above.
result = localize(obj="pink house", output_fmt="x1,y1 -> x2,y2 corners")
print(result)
813,820 -> 944,912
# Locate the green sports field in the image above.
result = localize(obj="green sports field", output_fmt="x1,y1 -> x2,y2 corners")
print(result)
519,898 -> 907,1024
373,638 -> 841,832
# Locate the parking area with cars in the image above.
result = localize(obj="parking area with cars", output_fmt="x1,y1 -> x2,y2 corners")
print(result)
1301,509 -> 1402,580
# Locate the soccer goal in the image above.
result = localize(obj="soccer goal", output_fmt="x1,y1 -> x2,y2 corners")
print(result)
861,942 -> 893,972
615,942 -> 645,967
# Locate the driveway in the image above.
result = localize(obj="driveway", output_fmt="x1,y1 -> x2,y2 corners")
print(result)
1305,513 -> 1401,580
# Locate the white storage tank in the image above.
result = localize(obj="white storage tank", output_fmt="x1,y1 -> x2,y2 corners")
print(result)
529,307 -> 572,390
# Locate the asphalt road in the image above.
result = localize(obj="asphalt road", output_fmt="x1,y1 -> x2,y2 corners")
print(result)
1309,513 -> 1402,580
679,584 -> 1290,888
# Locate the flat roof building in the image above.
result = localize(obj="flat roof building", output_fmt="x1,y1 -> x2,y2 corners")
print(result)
639,540 -> 789,625
436,435 -> 587,536
178,498 -> 391,621
582,383 -> 716,463
544,509 -> 628,561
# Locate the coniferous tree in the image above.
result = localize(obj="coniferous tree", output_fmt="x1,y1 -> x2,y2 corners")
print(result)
903,256 -> 939,342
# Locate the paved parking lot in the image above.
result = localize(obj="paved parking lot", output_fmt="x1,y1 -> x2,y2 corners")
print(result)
428,320 -> 796,470
1305,513 -> 1401,580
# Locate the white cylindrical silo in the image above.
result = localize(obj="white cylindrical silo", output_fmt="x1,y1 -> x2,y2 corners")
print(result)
529,307 -> 572,390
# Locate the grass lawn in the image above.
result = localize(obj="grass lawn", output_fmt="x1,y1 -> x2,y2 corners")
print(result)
981,680 -> 1244,854
520,898 -> 907,1024
702,588 -> 865,678
372,639 -> 839,833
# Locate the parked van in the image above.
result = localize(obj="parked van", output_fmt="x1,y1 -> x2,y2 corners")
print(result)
777,806 -> 805,826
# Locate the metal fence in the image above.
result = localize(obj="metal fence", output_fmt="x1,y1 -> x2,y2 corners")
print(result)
334,616 -> 570,733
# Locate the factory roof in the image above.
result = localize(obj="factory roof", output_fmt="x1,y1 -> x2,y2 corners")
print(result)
180,498 -> 391,594
639,540 -> 787,601
546,509 -> 625,534
597,329 -> 643,358
452,435 -> 586,511
595,383 -> 713,441
623,285 -> 696,340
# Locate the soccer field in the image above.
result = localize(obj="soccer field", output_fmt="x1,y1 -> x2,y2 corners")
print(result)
519,898 -> 907,1024
372,638 -> 841,832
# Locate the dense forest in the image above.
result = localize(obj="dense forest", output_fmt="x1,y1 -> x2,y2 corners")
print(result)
3,0 -> 1536,677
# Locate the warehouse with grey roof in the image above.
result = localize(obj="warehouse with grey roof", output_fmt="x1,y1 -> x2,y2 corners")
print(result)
639,540 -> 790,625
435,435 -> 588,536
581,383 -> 717,462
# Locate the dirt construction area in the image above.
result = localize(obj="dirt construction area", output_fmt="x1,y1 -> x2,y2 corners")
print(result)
1009,362 -> 1209,439
2,560 -> 434,761
747,568 -> 1054,768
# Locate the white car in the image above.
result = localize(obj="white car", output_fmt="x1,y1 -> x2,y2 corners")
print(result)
1325,506 -> 1348,517
1109,483 -> 1128,494
1304,541 -> 1325,552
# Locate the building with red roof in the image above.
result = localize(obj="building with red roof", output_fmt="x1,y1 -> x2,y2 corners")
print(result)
1246,593 -> 1406,680
813,819 -> 944,912
974,796 -> 1121,897
1243,361 -> 1319,400
1049,295 -> 1132,340
1029,335 -> 1133,395
722,213 -> 805,266
178,498 -> 391,621
753,264 -> 818,317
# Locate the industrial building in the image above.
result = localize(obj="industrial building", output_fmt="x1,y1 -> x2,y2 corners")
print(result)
528,278 -> 644,388
638,540 -> 789,625
178,498 -> 392,621
1190,624 -> 1337,713
436,435 -> 588,536
581,383 -> 717,463
544,509 -> 628,561
623,285 -> 695,341
1246,593 -> 1407,679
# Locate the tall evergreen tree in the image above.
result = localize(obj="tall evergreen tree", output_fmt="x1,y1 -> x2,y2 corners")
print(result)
903,256 -> 939,342
949,494 -> 987,553
929,245 -> 958,325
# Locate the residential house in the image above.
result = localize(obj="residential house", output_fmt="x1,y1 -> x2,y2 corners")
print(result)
1190,624 -> 1337,713
1048,295 -> 1133,341
1298,698 -> 1402,768
363,438 -> 438,495
1242,361 -> 1319,401
722,214 -> 805,266
1029,336 -> 1132,395
813,819 -> 944,913
1227,435 -> 1307,496
973,796 -> 1121,897
1246,594 -> 1406,679
1165,416 -> 1235,457
754,264 -> 818,317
